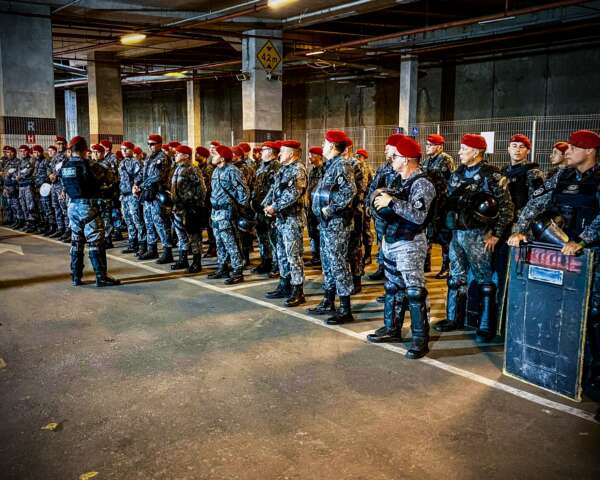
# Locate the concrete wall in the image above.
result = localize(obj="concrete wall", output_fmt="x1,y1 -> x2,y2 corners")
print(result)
201,78 -> 242,145
55,89 -> 90,141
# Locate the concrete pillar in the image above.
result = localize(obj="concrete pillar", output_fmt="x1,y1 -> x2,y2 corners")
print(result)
0,2 -> 55,146
88,51 -> 123,144
398,55 -> 418,131
187,79 -> 202,147
64,90 -> 78,141
242,30 -> 283,143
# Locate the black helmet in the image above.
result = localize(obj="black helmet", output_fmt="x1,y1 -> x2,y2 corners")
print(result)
531,217 -> 569,247
470,192 -> 499,224
370,188 -> 397,223
237,216 -> 257,234
156,190 -> 173,208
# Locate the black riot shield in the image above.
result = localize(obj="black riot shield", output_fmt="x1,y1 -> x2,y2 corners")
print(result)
503,242 -> 594,401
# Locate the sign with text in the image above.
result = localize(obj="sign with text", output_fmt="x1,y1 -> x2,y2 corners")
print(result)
257,40 -> 281,72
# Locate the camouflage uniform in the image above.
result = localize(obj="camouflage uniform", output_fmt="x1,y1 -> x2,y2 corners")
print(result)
361,161 -> 375,262
210,163 -> 249,273
3,157 -> 22,224
50,151 -> 69,231
171,163 -> 206,255
513,165 -> 600,399
313,155 -> 357,297
199,162 -> 216,253
17,155 -> 37,225
252,158 -> 280,270
307,163 -> 325,262
263,159 -> 307,286
235,159 -> 256,265
436,160 -> 514,340
0,155 -> 10,224
368,169 -> 436,357
119,155 -> 145,247
95,157 -> 118,244
34,155 -> 54,229
140,150 -> 172,248
348,157 -> 368,283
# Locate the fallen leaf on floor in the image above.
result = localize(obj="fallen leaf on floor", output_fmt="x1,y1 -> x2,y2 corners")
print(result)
0,358 -> 6,369
41,422 -> 63,431
79,472 -> 98,480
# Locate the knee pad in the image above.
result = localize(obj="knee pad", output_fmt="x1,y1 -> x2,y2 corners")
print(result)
407,286 -> 428,302
384,281 -> 399,295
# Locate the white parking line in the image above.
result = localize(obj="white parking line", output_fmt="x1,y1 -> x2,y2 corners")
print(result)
3,227 -> 597,424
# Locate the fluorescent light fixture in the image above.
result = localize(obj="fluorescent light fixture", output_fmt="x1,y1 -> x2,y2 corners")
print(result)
363,67 -> 377,71
268,0 -> 297,8
478,16 -> 515,25
164,71 -> 189,78
306,50 -> 325,56
120,33 -> 147,45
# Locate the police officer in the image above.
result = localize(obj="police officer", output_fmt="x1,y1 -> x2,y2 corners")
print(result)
308,130 -> 357,324
366,134 -> 403,280
88,143 -> 116,248
135,134 -> 173,264
59,136 -> 120,287
16,145 -> 38,233
306,146 -> 325,266
99,139 -> 123,241
195,146 -> 215,258
252,141 -> 280,275
2,147 -> 23,229
263,140 -> 308,306
49,137 -> 70,240
119,138 -> 146,256
434,134 -> 514,342
32,145 -> 55,235
509,129 -> 600,404
232,145 -> 256,267
367,135 -> 437,359
170,145 -> 206,273
421,134 -> 455,278
546,141 -> 569,180
208,145 -> 249,284
0,146 -> 12,226
356,149 -> 374,265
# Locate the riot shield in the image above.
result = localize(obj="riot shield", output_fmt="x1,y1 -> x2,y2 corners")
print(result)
503,241 -> 593,401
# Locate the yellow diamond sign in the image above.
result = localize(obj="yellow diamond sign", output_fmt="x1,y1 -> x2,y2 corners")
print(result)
257,40 -> 281,72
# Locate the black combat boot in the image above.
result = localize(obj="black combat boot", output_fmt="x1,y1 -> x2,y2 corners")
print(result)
60,228 -> 71,242
351,275 -> 362,295
89,247 -> 120,287
44,224 -> 56,237
7,218 -> 18,228
285,283 -> 306,307
368,265 -> 385,281
171,250 -> 189,270
135,241 -> 147,257
224,268 -> 243,285
208,265 -> 229,279
368,287 -> 406,343
435,248 -> 450,279
188,252 -> 202,273
24,222 -> 36,233
434,279 -> 466,332
476,282 -> 497,342
405,287 -> 430,359
326,295 -> 354,325
15,219 -> 26,230
252,258 -> 272,274
49,227 -> 63,238
308,289 -> 336,315
104,237 -> 114,249
121,239 -> 138,254
266,276 -> 291,299
70,245 -> 84,286
138,243 -> 158,260
156,246 -> 174,264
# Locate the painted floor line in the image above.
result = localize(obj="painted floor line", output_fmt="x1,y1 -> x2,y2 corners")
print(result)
2,227 -> 597,425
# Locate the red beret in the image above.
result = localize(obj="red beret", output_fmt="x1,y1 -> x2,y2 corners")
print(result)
568,130 -> 600,149
309,146 -> 323,156
426,134 -> 445,145
176,145 -> 192,156
90,144 -> 105,152
325,130 -> 348,143
100,140 -> 112,150
280,140 -> 301,149
232,146 -> 243,157
461,134 -> 487,151
69,136 -> 87,150
356,149 -> 368,158
55,136 -> 66,143
19,144 -> 31,152
238,142 -> 251,153
210,140 -> 221,147
133,146 -> 143,155
161,144 -> 170,152
31,145 -> 44,154
148,134 -> 162,144
115,151 -> 123,160
168,141 -> 181,148
2,145 -> 10,151
121,141 -> 134,149
345,137 -> 353,147
5,146 -> 16,154
216,145 -> 233,160
386,133 -> 405,146
262,141 -> 280,152
553,141 -> 569,153
196,146 -> 210,158
392,135 -> 422,159
510,133 -> 531,150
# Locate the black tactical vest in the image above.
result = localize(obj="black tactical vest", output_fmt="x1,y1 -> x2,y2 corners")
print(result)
504,162 -> 542,212
60,157 -> 100,200
384,173 -> 432,242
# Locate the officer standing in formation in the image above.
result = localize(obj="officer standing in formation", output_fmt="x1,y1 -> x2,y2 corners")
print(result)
309,130 -> 357,324
32,145 -> 54,235
306,146 -> 325,266
170,144 -> 206,273
546,141 -> 569,180
434,134 -> 514,342
17,145 -> 38,232
421,134 -> 455,278
49,136 -> 70,241
119,138 -> 146,256
367,135 -> 436,359
263,140 -> 308,306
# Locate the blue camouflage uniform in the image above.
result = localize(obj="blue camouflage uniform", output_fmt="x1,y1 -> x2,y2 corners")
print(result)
34,155 -> 54,228
4,157 -> 23,223
171,162 -> 206,255
119,155 -> 145,247
50,151 -> 69,232
17,155 -> 37,225
252,158 -> 280,269
307,162 -> 325,262
140,150 -> 172,249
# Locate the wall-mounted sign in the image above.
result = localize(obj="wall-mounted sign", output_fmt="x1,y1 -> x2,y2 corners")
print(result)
257,40 -> 281,72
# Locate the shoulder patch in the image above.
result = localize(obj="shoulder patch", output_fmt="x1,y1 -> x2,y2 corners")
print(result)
533,187 -> 545,196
